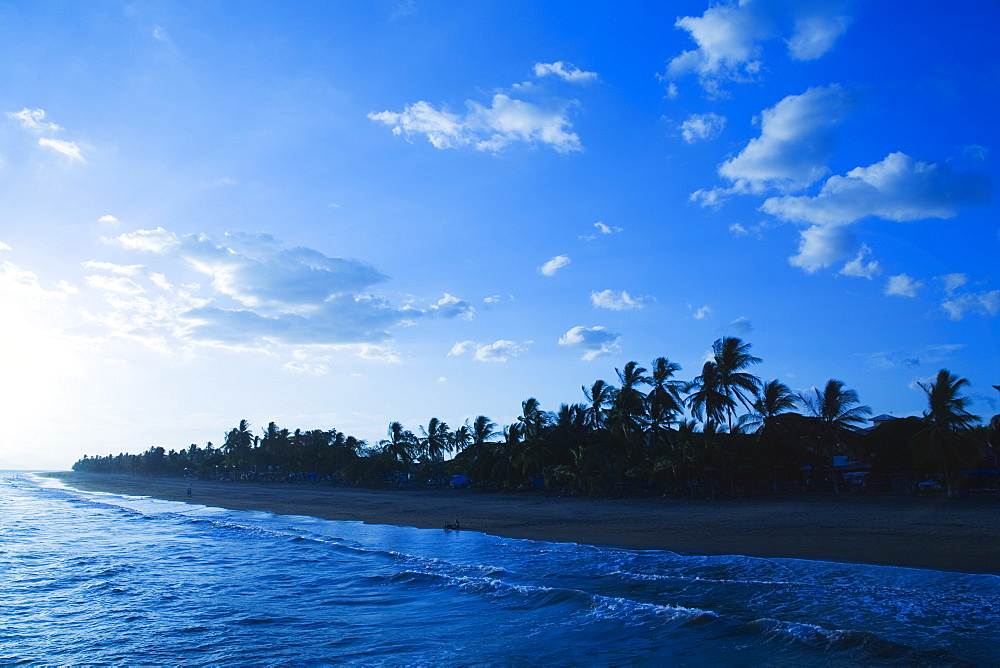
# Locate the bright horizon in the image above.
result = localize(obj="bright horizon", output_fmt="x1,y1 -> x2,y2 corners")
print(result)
1,1 -> 997,469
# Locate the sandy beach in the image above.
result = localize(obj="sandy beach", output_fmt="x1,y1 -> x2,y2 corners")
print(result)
47,472 -> 1000,575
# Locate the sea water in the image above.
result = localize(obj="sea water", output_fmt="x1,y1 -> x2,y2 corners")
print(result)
2,473 -> 998,665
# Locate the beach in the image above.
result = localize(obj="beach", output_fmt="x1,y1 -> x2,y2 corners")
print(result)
49,472 -> 1000,575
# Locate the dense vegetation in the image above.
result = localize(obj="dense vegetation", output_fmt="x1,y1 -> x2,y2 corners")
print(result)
73,337 -> 999,498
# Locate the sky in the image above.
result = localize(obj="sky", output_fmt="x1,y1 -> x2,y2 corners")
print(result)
1,0 -> 998,469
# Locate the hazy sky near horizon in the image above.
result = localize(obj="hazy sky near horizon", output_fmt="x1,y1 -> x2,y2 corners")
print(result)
1,1 -> 997,469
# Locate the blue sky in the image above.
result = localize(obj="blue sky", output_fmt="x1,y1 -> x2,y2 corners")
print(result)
1,0 -> 997,468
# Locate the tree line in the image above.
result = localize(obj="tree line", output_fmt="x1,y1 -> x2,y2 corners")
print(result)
73,337 -> 1000,498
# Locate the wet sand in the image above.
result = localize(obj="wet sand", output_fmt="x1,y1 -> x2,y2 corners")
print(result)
47,472 -> 1000,575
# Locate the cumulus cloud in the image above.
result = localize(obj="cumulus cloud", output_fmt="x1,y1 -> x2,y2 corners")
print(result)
787,12 -> 852,60
885,274 -> 923,298
102,229 -> 421,348
729,316 -> 753,334
769,153 -> 990,274
429,293 -> 474,320
839,243 -> 881,279
680,112 -> 726,143
558,325 -> 621,361
590,289 -> 644,310
533,61 -> 599,83
939,273 -> 968,295
941,290 -> 1000,320
369,94 -> 581,153
715,85 -> 852,195
665,0 -> 851,95
788,224 -> 854,273
761,152 -> 991,226
692,304 -> 712,319
98,215 -> 119,224
116,227 -> 181,253
0,260 -> 76,302
539,255 -> 571,276
449,339 -> 526,362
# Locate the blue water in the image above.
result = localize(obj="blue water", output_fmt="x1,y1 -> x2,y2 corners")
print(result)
2,473 -> 998,665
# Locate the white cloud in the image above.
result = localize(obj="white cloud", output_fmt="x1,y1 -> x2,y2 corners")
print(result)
483,294 -> 500,304
116,227 -> 181,253
665,1 -> 850,95
692,304 -> 712,319
38,137 -> 85,162
98,215 -> 119,224
449,339 -> 526,362
939,273 -> 968,295
941,290 -> 1000,320
369,93 -> 581,154
6,108 -> 61,133
0,260 -> 76,301
539,254 -> 570,276
85,275 -> 145,295
839,243 -> 881,279
82,261 -> 143,276
765,152 -> 990,275
103,229 -> 419,347
863,351 -> 921,369
590,289 -> 644,310
0,242 -> 12,251
558,325 -> 621,361
761,152 -> 991,226
533,61 -> 599,83
885,274 -> 923,298
680,112 -> 726,143
787,13 -> 852,60
429,293 -> 474,320
594,221 -> 622,235
717,85 -> 852,195
788,224 -> 854,273
729,316 -> 753,334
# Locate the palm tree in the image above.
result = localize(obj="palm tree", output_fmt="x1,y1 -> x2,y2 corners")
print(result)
919,369 -> 980,498
470,415 -> 498,447
582,379 -> 615,430
800,379 -> 871,494
647,357 -> 686,431
739,379 -> 799,433
222,419 -> 254,470
450,424 -> 471,455
686,361 -> 733,431
712,336 -> 762,431
515,398 -> 552,481
737,379 -> 799,491
609,361 -> 651,463
990,386 -> 1000,453
419,417 -> 451,462
379,421 -> 416,466
517,397 -> 550,444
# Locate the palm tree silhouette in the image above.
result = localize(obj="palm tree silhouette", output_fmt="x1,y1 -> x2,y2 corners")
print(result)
800,379 -> 871,494
919,369 -> 980,498
686,361 -> 732,432
712,336 -> 762,432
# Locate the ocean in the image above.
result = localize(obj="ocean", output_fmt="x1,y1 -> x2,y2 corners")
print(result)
2,472 -> 998,665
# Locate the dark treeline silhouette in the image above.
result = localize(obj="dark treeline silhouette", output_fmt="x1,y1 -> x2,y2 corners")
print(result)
73,338 -> 1000,498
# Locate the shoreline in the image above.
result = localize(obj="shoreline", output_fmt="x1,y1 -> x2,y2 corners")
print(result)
45,472 -> 1000,575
